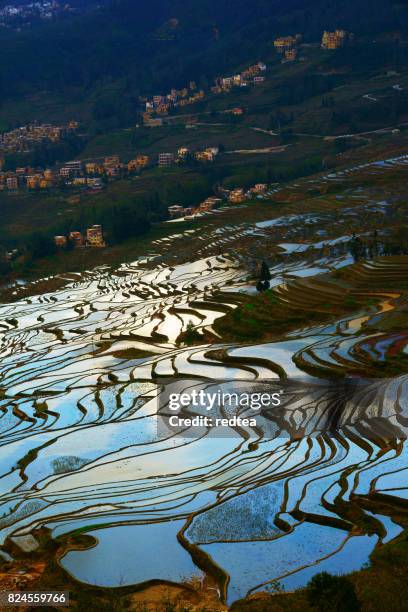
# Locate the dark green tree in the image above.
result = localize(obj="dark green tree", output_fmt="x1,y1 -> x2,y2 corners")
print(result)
349,234 -> 364,262
257,260 -> 271,292
307,572 -> 360,612
260,261 -> 271,281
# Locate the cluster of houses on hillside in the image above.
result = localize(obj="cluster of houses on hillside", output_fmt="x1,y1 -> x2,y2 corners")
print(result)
142,62 -> 267,126
54,182 -> 270,249
273,29 -> 352,62
168,196 -> 223,220
1,145 -> 223,194
274,34 -> 303,62
158,146 -> 220,167
168,183 -> 269,220
143,28 -> 351,126
59,154 -> 150,183
0,167 -> 58,191
142,81 -> 205,125
211,62 -> 267,93
0,121 -> 79,156
54,225 -> 105,249
228,183 -> 269,203
52,182 -> 271,250
0,154 -> 150,193
321,30 -> 352,50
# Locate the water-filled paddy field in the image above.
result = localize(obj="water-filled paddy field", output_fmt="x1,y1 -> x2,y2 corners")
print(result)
1,153 -> 408,604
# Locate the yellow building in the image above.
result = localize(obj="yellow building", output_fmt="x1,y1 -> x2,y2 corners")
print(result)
26,175 -> 40,189
86,225 -> 105,247
229,188 -> 246,203
128,156 -> 149,171
127,159 -> 138,172
195,151 -> 214,162
274,36 -> 297,52
136,155 -> 150,167
321,30 -> 348,50
44,169 -> 55,181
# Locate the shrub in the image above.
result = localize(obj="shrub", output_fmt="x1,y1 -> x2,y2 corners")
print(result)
307,572 -> 360,612
183,321 -> 202,345
344,296 -> 358,309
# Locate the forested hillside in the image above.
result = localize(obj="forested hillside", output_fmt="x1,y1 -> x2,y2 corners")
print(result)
1,0 -> 407,120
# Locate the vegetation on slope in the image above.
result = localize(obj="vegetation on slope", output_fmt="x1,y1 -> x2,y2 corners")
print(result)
213,274 -> 378,342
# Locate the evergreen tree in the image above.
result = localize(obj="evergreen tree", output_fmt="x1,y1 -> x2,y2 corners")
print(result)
260,260 -> 271,282
349,234 -> 364,262
257,260 -> 271,292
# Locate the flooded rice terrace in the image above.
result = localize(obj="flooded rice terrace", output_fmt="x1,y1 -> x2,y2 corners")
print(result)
1,154 -> 408,603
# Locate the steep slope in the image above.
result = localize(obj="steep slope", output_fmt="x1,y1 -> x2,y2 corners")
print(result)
0,0 -> 407,103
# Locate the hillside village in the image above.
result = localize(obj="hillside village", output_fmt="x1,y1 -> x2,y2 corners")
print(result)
142,28 -> 352,125
167,182 -> 269,220
54,224 -> 105,249
0,120 -> 79,155
0,26 -> 354,196
50,180 -> 270,251
0,143 -> 223,194
0,24 -> 379,266
273,29 -> 351,61
142,61 -> 267,126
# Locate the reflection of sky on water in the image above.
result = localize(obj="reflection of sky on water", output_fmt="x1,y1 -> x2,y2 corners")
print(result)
1,152 -> 408,602
61,521 -> 203,587
202,523 -> 350,603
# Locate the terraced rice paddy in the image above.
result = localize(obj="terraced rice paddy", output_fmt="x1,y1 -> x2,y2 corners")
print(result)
1,153 -> 408,604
